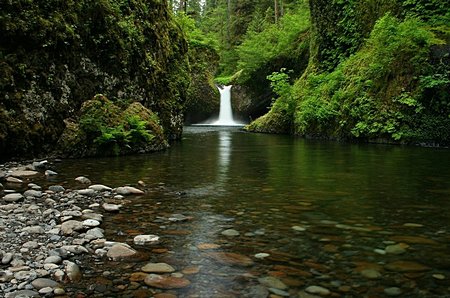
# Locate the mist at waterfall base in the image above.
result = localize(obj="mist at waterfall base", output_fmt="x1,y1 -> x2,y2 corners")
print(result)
194,85 -> 245,126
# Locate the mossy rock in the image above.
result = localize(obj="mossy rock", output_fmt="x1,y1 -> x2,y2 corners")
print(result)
59,95 -> 168,157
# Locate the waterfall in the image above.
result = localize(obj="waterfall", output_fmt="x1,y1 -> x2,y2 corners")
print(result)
212,85 -> 242,126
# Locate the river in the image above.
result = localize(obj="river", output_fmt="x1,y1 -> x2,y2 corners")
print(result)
52,126 -> 449,297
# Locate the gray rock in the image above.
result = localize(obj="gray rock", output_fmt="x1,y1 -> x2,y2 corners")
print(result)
10,170 -> 39,178
53,288 -> 65,295
102,203 -> 121,212
221,229 -> 240,237
23,190 -> 43,198
3,193 -> 24,202
45,170 -> 58,176
385,244 -> 407,255
305,285 -> 331,296
82,219 -> 100,227
106,243 -> 137,260
6,177 -> 23,183
44,256 -> 62,264
5,290 -> 40,298
31,278 -> 59,290
61,245 -> 88,254
2,252 -> 13,264
86,227 -> 104,239
75,176 -> 91,184
133,234 -> 159,245
22,226 -> 44,234
38,287 -> 53,295
48,185 -> 65,192
22,241 -> 39,249
60,220 -> 84,235
115,186 -> 144,195
64,261 -> 82,281
88,184 -> 112,192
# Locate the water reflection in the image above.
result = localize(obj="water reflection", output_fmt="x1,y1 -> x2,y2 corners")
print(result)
49,127 -> 450,297
217,130 -> 232,182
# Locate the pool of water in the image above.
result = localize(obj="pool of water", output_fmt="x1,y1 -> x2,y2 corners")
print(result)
53,126 -> 450,297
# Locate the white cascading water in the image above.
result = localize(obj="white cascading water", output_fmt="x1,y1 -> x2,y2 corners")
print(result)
212,85 -> 242,126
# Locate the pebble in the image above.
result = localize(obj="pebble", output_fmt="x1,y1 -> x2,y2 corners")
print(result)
3,193 -> 24,202
64,261 -> 82,281
75,176 -> 91,184
44,256 -> 62,264
305,285 -> 330,296
254,253 -> 270,259
361,269 -> 381,279
89,184 -> 112,191
115,186 -> 144,195
48,185 -> 65,192
432,274 -> 445,280
45,170 -> 58,176
384,287 -> 402,296
106,243 -> 137,260
82,219 -> 100,227
292,225 -> 306,231
77,189 -> 96,196
142,263 -> 175,273
258,276 -> 287,290
6,177 -> 23,183
10,170 -> 39,178
103,203 -> 122,212
144,274 -> 191,289
134,234 -> 160,245
221,229 -> 240,236
31,278 -> 59,290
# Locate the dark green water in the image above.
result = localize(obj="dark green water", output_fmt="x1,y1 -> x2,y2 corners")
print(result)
55,127 -> 450,297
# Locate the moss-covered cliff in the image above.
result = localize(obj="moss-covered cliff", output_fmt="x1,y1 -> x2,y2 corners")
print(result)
184,43 -> 220,124
247,0 -> 450,145
0,0 -> 189,159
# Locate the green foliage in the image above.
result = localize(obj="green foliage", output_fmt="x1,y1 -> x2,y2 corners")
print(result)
236,6 -> 310,82
94,115 -> 154,156
289,13 -> 450,143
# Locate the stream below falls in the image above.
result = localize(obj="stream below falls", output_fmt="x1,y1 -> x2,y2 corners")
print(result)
40,127 -> 450,297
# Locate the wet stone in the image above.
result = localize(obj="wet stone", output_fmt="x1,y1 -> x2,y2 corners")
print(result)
31,278 -> 60,290
141,263 -> 175,273
385,261 -> 431,272
361,269 -> 382,279
384,287 -> 402,296
258,276 -> 288,290
106,243 -> 137,260
206,252 -> 254,267
221,229 -> 240,236
48,185 -> 65,192
134,234 -> 159,245
144,274 -> 191,289
115,186 -> 144,195
305,285 -> 331,296
3,193 -> 24,202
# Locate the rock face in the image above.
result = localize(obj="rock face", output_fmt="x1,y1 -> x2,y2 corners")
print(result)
0,0 -> 189,159
184,45 -> 220,124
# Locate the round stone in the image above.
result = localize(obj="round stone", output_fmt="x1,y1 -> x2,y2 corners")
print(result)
31,278 -> 60,290
134,235 -> 160,245
305,285 -> 331,296
384,287 -> 402,296
141,263 -> 175,273
221,229 -> 240,236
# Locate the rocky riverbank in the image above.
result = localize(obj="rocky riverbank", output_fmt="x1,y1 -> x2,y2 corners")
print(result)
0,160 -> 152,297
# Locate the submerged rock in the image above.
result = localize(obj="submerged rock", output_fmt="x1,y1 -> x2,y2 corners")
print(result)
144,274 -> 191,289
206,252 -> 254,267
134,235 -> 159,245
141,263 -> 175,273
